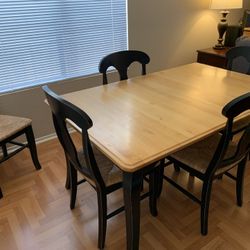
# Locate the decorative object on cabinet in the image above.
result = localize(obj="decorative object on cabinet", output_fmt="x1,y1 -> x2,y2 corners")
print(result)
210,0 -> 243,50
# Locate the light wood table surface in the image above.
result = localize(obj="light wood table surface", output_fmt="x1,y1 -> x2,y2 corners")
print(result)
63,63 -> 250,249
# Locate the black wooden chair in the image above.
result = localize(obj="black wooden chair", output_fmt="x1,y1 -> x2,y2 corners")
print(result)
159,92 -> 250,235
226,46 -> 250,75
0,115 -> 42,198
226,46 -> 250,136
43,85 -> 158,249
99,50 -> 150,84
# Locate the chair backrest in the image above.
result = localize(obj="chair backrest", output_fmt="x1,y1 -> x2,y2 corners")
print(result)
226,46 -> 250,74
206,92 -> 250,176
99,50 -> 150,84
42,85 -> 106,188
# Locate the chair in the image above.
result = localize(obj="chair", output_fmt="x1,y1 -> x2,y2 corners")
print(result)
226,46 -> 250,75
0,115 -> 42,198
159,92 -> 250,235
99,50 -> 150,84
42,85 -> 158,249
226,46 -> 250,135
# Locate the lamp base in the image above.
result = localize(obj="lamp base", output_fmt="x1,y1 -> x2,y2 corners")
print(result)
213,10 -> 229,50
213,44 -> 225,50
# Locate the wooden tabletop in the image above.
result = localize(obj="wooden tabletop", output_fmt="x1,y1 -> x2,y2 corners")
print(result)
63,63 -> 250,172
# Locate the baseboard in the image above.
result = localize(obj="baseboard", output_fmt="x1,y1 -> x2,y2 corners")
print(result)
0,128 -> 75,155
35,132 -> 58,144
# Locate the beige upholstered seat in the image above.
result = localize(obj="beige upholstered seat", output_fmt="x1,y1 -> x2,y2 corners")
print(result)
0,115 -> 32,142
170,133 -> 239,175
78,146 -> 122,186
0,115 -> 41,199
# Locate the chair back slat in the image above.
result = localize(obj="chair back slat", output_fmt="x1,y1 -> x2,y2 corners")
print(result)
232,126 -> 250,161
99,50 -> 150,84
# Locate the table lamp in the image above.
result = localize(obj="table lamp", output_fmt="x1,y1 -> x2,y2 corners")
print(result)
210,0 -> 243,49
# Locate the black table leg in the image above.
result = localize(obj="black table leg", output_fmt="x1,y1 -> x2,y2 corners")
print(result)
123,171 -> 143,250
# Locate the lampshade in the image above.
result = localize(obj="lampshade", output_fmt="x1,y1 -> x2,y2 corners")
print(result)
210,0 -> 243,9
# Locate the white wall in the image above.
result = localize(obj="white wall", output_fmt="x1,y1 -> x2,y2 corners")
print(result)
0,0 -> 249,139
128,0 -> 248,71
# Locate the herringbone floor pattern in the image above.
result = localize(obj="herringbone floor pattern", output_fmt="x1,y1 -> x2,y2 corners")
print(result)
0,134 -> 250,249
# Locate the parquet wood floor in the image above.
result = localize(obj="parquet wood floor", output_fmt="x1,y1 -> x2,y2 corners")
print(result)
0,134 -> 250,249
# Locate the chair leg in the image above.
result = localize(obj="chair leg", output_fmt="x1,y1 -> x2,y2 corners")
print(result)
2,144 -> 8,158
200,179 -> 213,235
97,190 -> 107,250
157,160 -> 165,198
236,157 -> 247,207
0,187 -> 3,199
25,126 -> 41,170
65,155 -> 71,190
149,168 -> 158,217
69,163 -> 77,209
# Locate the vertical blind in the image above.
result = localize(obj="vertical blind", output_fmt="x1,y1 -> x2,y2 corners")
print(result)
0,0 -> 127,93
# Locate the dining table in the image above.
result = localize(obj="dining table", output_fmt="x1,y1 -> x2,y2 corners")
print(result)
62,62 -> 250,249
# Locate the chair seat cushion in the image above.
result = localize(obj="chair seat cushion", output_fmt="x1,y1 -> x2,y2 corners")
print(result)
170,133 -> 239,175
78,146 -> 122,187
0,115 -> 32,142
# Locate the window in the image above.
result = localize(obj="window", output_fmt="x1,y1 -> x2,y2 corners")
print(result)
0,1 -> 127,93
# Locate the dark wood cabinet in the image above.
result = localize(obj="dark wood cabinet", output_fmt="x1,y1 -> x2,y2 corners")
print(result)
197,47 -> 231,69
